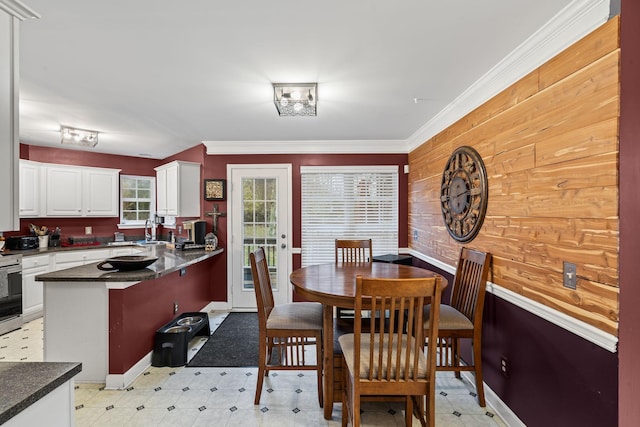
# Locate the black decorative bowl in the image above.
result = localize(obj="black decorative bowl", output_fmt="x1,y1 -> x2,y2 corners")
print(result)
97,255 -> 158,271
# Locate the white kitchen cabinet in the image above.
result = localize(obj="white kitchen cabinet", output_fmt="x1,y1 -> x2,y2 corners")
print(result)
83,167 -> 119,216
54,248 -> 112,270
22,254 -> 52,321
22,161 -> 120,217
19,159 -> 43,217
155,160 -> 200,217
45,165 -> 83,216
0,9 -> 20,230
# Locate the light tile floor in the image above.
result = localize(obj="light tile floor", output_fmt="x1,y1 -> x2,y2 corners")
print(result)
0,312 -> 509,426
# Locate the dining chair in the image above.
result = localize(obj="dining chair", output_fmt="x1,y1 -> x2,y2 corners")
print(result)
424,247 -> 491,407
249,247 -> 324,407
335,239 -> 373,318
339,274 -> 443,427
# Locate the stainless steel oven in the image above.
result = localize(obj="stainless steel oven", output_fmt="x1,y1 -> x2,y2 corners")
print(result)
0,254 -> 22,336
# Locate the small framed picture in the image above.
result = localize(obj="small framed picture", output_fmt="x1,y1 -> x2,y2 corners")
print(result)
204,179 -> 226,201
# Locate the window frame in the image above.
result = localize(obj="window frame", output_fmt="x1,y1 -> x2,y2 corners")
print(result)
118,174 -> 156,229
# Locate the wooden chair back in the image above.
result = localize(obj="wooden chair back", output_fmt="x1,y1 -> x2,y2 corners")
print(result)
343,274 -> 443,425
335,239 -> 372,263
250,247 -> 275,329
449,247 -> 491,327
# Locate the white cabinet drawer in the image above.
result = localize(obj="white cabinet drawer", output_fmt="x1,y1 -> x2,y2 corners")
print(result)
54,249 -> 111,265
23,254 -> 51,271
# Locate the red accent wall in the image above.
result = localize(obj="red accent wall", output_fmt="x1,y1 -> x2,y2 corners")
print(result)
108,257 -> 216,374
202,153 -> 409,302
16,143 -> 162,239
16,143 -> 408,305
618,1 -> 640,425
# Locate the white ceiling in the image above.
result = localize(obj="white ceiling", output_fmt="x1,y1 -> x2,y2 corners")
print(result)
15,0 -> 606,159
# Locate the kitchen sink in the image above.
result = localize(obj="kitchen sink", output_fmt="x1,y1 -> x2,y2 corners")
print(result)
136,240 -> 167,246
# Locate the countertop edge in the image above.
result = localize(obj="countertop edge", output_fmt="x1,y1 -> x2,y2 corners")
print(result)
0,362 -> 82,425
35,247 -> 224,282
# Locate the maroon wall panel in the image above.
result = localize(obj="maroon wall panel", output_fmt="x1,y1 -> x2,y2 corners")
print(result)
412,257 -> 618,426
108,257 -> 216,374
619,1 -> 640,426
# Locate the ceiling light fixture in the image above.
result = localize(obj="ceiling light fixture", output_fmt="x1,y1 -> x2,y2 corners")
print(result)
273,83 -> 317,116
60,126 -> 99,147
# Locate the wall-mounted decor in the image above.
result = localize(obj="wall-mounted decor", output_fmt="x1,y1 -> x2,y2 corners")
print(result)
204,179 -> 226,201
440,146 -> 488,242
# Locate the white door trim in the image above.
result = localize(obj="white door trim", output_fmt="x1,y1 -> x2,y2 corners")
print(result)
226,163 -> 293,310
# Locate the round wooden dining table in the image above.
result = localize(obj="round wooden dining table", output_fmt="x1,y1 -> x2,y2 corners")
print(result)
289,262 -> 447,420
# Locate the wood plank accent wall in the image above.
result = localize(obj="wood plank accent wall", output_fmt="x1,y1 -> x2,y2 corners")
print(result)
408,17 -> 620,336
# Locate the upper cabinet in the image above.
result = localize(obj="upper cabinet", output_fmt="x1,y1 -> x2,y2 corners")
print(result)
83,167 -> 120,217
19,159 -> 41,217
19,160 -> 120,218
45,165 -> 83,216
155,160 -> 200,217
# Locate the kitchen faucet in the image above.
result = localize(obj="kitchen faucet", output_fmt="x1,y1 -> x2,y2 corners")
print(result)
145,219 -> 152,242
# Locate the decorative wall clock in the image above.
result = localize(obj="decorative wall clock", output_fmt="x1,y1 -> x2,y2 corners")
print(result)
440,146 -> 488,242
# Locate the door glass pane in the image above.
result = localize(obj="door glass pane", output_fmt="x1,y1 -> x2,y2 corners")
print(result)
242,177 -> 278,291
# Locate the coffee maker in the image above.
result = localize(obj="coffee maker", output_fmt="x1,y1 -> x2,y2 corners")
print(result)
183,220 -> 207,245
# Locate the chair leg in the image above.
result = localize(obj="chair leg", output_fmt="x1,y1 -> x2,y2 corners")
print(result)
316,334 -> 324,408
452,338 -> 462,379
255,336 -> 268,405
405,395 -> 413,427
472,339 -> 486,407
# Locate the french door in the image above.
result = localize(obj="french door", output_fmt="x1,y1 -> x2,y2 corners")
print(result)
228,164 -> 292,310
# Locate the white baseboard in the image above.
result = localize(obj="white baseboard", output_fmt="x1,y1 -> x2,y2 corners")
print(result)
105,351 -> 152,390
459,371 -> 526,427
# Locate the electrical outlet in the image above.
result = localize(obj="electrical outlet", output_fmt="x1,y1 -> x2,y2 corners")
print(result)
413,230 -> 418,241
85,226 -> 92,235
500,356 -> 509,378
563,261 -> 577,289
173,302 -> 179,314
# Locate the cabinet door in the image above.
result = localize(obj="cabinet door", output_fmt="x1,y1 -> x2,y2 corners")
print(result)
45,166 -> 83,216
22,254 -> 51,321
84,168 -> 119,217
19,160 -> 41,217
156,167 -> 168,215
165,163 -> 179,216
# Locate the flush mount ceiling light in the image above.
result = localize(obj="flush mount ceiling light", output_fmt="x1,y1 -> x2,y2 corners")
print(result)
60,126 -> 99,147
273,83 -> 317,116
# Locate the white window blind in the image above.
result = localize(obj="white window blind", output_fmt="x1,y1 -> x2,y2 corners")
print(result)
300,166 -> 399,267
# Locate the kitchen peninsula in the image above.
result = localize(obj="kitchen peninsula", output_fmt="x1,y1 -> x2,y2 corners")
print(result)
35,245 -> 223,389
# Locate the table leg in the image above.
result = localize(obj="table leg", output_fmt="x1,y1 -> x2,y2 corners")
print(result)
323,304 -> 334,420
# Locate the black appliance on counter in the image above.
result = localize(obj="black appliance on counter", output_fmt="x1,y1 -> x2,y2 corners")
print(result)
5,236 -> 38,250
0,254 -> 22,336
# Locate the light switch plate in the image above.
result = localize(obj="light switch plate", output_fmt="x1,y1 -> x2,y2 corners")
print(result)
563,261 -> 577,289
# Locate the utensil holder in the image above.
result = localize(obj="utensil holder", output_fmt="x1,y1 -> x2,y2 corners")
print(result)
38,235 -> 49,249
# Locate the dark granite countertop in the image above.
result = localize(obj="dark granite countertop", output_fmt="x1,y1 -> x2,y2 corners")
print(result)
0,361 -> 81,425
1,241 -> 141,257
35,246 -> 224,282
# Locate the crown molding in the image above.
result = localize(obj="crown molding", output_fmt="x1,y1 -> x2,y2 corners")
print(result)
204,1 -> 610,156
407,0 -> 610,152
204,139 -> 408,155
0,0 -> 39,20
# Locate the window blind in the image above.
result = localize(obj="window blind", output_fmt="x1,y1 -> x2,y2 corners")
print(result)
300,166 -> 399,267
